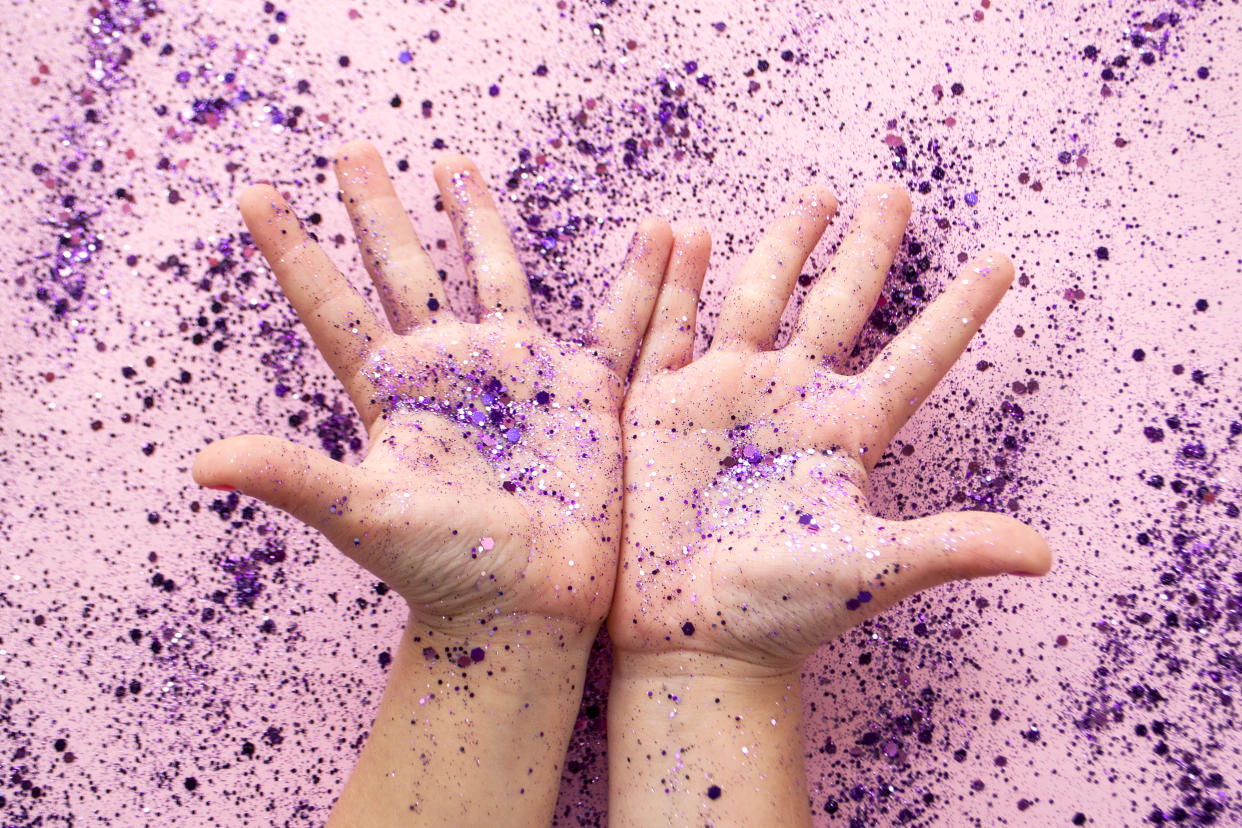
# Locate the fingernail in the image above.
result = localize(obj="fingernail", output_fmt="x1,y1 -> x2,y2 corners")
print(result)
205,484 -> 235,492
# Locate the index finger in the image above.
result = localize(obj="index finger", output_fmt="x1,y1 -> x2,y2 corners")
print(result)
860,251 -> 1015,460
240,185 -> 386,425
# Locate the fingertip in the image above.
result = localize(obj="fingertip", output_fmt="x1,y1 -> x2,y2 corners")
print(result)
795,184 -> 839,220
237,183 -> 283,219
333,139 -> 380,169
632,218 -> 674,278
864,179 -> 909,198
433,155 -> 494,215
636,216 -> 673,249
673,224 -> 711,255
967,249 -> 1015,284
1012,522 -> 1053,576
912,510 -> 1054,582
190,436 -> 240,489
191,435 -> 357,536
864,181 -> 913,217
432,153 -> 479,185
190,447 -> 212,488
978,514 -> 1052,578
669,225 -> 712,289
333,141 -> 398,203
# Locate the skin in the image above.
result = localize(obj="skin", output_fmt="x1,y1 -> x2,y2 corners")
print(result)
606,183 -> 1053,826
192,141 -> 673,826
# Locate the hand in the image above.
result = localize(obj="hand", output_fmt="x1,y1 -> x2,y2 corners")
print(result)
193,141 -> 671,634
191,141 -> 673,826
611,182 -> 1050,671
606,183 -> 1050,827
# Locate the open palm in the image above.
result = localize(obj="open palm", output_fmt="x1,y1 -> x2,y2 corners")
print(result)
193,142 -> 672,633
609,184 -> 1051,672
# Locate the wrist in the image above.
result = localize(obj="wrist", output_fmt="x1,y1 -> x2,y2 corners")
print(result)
607,649 -> 810,828
400,608 -> 598,711
609,649 -> 805,754
327,609 -> 596,827
611,647 -> 804,685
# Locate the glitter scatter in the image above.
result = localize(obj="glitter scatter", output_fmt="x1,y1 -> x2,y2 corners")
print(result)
0,0 -> 1238,825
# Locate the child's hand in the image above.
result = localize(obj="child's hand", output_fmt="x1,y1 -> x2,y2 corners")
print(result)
193,143 -> 674,826
607,183 -> 1051,828
611,183 -> 1051,673
193,141 -> 672,633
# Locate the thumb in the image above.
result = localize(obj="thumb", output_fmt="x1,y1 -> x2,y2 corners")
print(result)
192,434 -> 359,539
878,510 -> 1052,599
911,508 -> 1051,579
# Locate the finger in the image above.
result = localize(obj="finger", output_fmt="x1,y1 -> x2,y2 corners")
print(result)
861,251 -> 1015,456
633,226 -> 711,381
432,155 -> 533,320
712,186 -> 837,350
192,434 -> 361,544
792,182 -> 912,362
333,140 -> 447,333
586,218 -> 674,375
894,509 -> 1052,589
845,510 -> 1051,622
239,185 -> 385,423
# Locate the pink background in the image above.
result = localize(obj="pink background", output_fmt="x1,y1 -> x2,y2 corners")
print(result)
2,0 -> 1238,825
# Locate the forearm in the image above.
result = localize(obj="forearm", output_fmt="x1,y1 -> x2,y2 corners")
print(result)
328,608 -> 594,827
607,651 -> 811,828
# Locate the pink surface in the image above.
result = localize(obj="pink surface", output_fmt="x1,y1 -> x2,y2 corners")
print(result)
1,0 -> 1239,825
